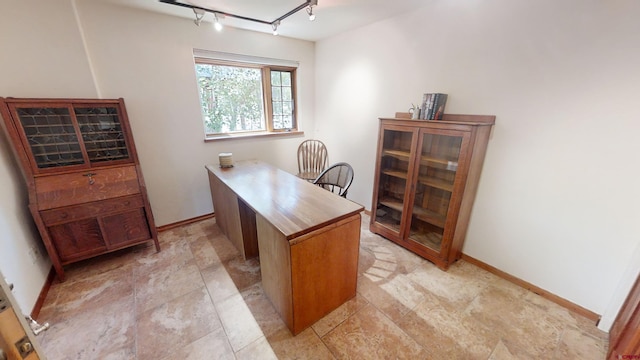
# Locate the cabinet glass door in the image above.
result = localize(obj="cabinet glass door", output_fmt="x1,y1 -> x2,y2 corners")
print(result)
75,106 -> 130,164
373,127 -> 415,234
14,106 -> 86,169
408,131 -> 463,253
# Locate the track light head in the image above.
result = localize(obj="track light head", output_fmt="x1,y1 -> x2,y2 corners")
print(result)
193,8 -> 205,26
306,6 -> 316,21
213,13 -> 223,31
272,20 -> 280,36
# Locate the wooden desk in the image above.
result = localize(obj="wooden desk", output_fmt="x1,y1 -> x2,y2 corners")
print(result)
205,160 -> 364,335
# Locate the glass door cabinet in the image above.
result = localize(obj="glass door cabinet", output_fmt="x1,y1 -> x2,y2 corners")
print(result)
370,114 -> 495,270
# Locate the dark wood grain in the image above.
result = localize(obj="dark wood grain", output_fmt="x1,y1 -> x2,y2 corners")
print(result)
0,98 -> 160,280
35,165 -> 141,210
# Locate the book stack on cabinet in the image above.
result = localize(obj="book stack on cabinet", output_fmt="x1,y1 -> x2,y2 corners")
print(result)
420,93 -> 448,120
0,97 -> 160,281
370,113 -> 495,270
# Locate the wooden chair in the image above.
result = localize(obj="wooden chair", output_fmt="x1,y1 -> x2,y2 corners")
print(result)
296,139 -> 328,181
312,162 -> 354,198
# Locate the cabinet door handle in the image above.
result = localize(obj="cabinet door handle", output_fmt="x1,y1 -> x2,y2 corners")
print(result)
83,172 -> 97,185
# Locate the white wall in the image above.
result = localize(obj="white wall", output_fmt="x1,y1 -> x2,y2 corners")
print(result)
3,0 -> 638,329
0,0 -> 315,311
76,0 -> 316,226
0,0 -> 98,311
315,0 -> 640,321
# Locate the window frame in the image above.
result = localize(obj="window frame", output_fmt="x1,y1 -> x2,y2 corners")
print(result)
194,56 -> 299,140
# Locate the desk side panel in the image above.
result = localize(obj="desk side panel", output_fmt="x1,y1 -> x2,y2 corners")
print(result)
257,214 -> 294,331
208,171 -> 244,257
290,213 -> 361,334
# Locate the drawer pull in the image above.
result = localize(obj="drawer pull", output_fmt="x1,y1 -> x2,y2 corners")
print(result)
124,201 -> 130,206
61,213 -> 68,218
83,172 -> 97,185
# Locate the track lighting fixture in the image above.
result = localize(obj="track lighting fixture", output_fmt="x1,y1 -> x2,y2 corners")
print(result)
306,5 -> 315,21
213,13 -> 223,31
192,8 -> 205,26
160,0 -> 318,35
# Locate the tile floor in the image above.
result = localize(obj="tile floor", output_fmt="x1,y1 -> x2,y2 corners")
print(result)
36,214 -> 609,359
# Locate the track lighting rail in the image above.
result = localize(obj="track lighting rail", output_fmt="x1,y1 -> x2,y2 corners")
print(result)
159,0 -> 317,27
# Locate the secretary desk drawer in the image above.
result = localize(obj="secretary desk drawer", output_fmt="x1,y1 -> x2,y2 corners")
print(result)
35,165 -> 141,210
41,194 -> 145,226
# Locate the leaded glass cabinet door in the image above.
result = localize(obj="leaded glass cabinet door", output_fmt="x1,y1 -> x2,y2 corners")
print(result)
12,105 -> 87,171
407,129 -> 470,255
74,105 -> 131,164
7,102 -> 134,175
372,126 -> 417,237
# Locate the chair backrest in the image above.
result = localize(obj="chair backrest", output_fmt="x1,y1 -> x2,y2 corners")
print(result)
297,140 -> 328,179
313,162 -> 354,198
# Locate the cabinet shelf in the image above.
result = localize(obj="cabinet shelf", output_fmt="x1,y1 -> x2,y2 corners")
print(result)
379,197 -> 446,228
417,176 -> 454,192
420,155 -> 458,170
381,169 -> 408,180
382,149 -> 411,161
379,197 -> 403,212
411,207 -> 446,228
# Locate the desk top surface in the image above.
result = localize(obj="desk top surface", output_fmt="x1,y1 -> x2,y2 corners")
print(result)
206,160 -> 364,240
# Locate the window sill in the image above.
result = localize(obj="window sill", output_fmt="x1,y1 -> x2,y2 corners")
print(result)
204,130 -> 304,142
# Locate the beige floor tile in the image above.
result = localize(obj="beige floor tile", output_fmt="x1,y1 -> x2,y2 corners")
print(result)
216,292 -> 265,352
357,270 -> 426,323
136,287 -> 221,359
35,215 -> 610,360
465,284 -> 564,358
236,336 -> 279,360
240,282 -> 288,338
407,260 -> 493,310
134,258 -> 204,314
189,234 -> 224,269
201,263 -> 241,304
159,327 -> 235,360
554,326 -> 608,360
523,291 -> 606,341
40,264 -> 134,324
322,304 -> 429,359
134,237 -> 194,278
268,327 -> 335,360
488,339 -> 535,360
223,255 -> 262,291
62,243 -> 150,281
397,291 -> 499,359
39,295 -> 136,359
312,293 -> 369,337
207,232 -> 242,264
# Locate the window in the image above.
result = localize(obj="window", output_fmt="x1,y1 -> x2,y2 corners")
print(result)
195,56 -> 297,138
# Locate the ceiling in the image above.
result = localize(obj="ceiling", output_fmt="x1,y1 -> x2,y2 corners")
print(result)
100,0 -> 425,41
